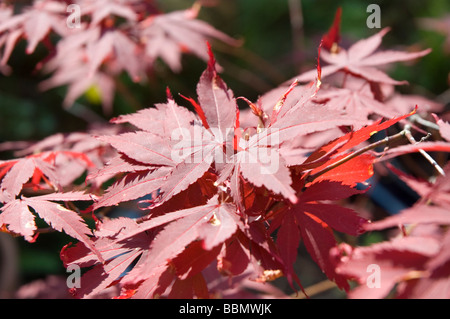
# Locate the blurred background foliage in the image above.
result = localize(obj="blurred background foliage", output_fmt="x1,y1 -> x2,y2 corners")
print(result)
0,0 -> 449,298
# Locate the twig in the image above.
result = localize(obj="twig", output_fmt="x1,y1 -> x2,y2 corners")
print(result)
408,114 -> 440,131
292,279 -> 337,299
0,232 -> 19,298
403,124 -> 446,177
34,227 -> 56,235
288,0 -> 304,71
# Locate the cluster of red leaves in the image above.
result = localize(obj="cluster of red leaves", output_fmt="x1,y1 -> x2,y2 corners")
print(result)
1,6 -> 450,299
57,42 -> 425,298
0,0 -> 239,114
334,117 -> 450,299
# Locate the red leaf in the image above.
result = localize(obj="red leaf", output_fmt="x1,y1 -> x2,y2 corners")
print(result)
122,197 -> 239,279
82,0 -> 137,25
237,147 -> 298,204
0,200 -> 36,241
25,197 -> 101,259
295,210 -> 349,290
336,236 -> 441,299
140,7 -> 239,73
180,94 -> 209,130
432,114 -> 450,141
172,241 -> 222,279
1,192 -> 102,262
365,204 -> 450,231
303,107 -> 417,167
314,80 -> 398,121
217,238 -> 249,277
276,212 -> 301,288
61,217 -> 152,298
299,180 -> 366,202
157,144 -> 218,205
168,273 -> 209,299
111,107 -> 165,134
196,43 -> 236,141
91,168 -> 169,211
0,158 -> 36,201
269,180 -> 368,290
311,153 -> 375,186
198,202 -> 239,250
296,27 -> 431,85
97,132 -> 175,167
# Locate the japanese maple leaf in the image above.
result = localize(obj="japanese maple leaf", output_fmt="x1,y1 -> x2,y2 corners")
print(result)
87,47 -> 237,211
38,26 -> 118,114
33,3 -> 238,114
151,47 -> 237,206
271,180 -> 367,291
237,83 -> 350,161
220,70 -> 367,207
313,77 -> 398,122
0,192 -> 101,261
267,109 -> 418,290
339,172 -> 450,298
2,129 -> 117,189
0,151 -> 95,203
139,5 -> 240,72
91,196 -> 242,298
0,156 -> 55,203
433,114 -> 450,142
61,217 -> 150,298
38,25 -> 141,114
335,236 -> 441,299
85,28 -> 143,82
384,93 -> 443,116
134,217 -> 282,299
114,196 -> 238,269
90,71 -> 231,212
298,108 -> 417,187
92,44 -> 362,251
79,0 -> 139,26
91,80 -> 228,211
294,27 -> 431,85
0,0 -> 69,61
87,194 -> 283,298
403,230 -> 450,299
365,204 -> 450,233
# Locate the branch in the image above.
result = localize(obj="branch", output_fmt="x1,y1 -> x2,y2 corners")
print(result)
0,232 -> 19,298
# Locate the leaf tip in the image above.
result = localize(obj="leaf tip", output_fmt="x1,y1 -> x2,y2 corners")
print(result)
166,87 -> 173,100
206,41 -> 216,71
289,194 -> 298,205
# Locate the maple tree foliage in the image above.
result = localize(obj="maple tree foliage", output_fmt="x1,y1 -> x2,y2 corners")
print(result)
1,4 -> 449,299
0,0 -> 239,115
